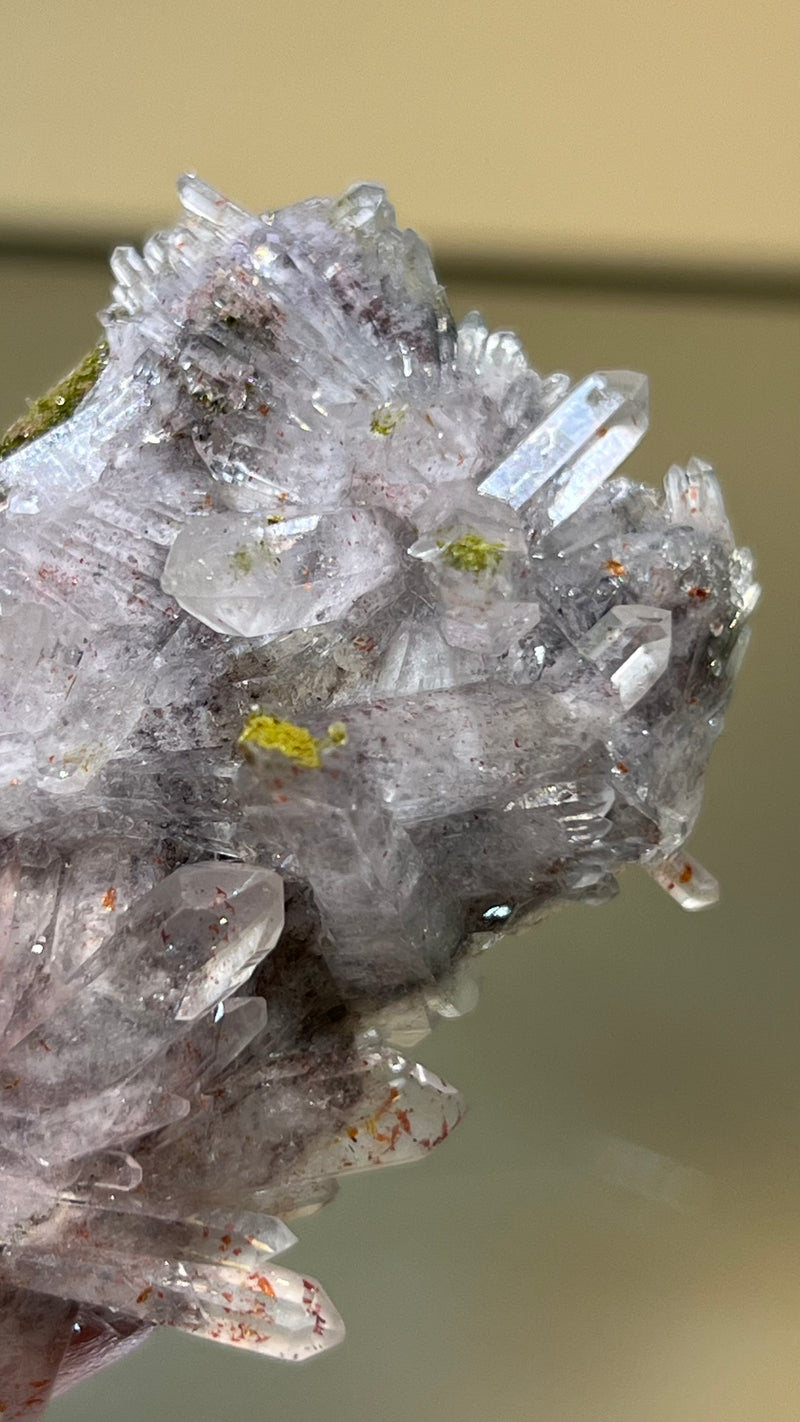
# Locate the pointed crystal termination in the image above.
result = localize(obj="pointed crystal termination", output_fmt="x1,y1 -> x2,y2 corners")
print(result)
664,456 -> 733,542
285,1046 -> 466,1182
477,370 -> 648,534
0,863 -> 285,1121
175,172 -> 254,236
646,852 -> 720,911
2,1205 -> 343,1363
577,604 -> 672,712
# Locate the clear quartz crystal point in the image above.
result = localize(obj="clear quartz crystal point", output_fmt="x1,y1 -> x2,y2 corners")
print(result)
0,862 -> 284,1125
664,456 -> 732,540
176,173 -> 253,235
0,177 -> 756,1396
577,604 -> 672,711
2,1204 -> 342,1362
477,370 -> 648,532
646,852 -> 720,911
161,509 -> 399,639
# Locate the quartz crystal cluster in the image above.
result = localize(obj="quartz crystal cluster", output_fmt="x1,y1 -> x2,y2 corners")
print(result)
0,177 -> 758,1414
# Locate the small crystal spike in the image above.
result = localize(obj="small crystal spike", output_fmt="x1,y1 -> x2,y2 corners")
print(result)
646,852 -> 720,910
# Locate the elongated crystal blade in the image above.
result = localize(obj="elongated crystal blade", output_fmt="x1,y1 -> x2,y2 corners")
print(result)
477,370 -> 648,533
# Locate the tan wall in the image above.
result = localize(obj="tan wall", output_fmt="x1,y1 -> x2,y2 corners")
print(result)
0,0 -> 798,268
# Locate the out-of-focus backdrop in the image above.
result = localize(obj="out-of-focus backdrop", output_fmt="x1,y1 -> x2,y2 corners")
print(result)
1,6 -> 799,1422
1,0 -> 799,273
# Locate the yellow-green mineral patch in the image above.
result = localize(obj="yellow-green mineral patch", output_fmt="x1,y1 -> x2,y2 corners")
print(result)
440,531 -> 505,574
370,404 -> 405,437
230,547 -> 255,575
229,538 -> 278,577
0,340 -> 109,461
238,713 -> 349,767
239,713 -> 324,768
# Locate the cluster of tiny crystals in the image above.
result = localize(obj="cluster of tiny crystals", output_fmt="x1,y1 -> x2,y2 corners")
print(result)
0,177 -> 758,1414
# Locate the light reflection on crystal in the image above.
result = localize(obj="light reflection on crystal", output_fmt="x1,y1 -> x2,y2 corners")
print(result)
477,369 -> 649,532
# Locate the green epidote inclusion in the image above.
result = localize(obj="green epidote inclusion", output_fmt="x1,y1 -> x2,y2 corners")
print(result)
230,536 -> 282,577
0,341 -> 108,463
370,404 -> 405,436
440,531 -> 505,574
230,547 -> 257,576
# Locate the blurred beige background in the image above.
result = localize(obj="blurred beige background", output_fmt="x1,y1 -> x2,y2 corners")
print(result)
1,5 -> 799,1421
0,0 -> 799,270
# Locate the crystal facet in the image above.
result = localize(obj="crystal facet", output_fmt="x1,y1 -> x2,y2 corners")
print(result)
477,369 -> 649,533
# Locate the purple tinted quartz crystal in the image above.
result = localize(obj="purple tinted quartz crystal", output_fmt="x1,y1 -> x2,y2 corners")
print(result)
0,177 -> 757,1414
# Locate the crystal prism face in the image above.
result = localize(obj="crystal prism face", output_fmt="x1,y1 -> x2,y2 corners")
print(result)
577,604 -> 672,711
477,370 -> 649,532
0,175 -> 757,1403
407,482 -> 539,652
162,509 -> 400,638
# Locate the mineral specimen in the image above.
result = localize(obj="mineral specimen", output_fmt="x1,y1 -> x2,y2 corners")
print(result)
0,177 -> 758,1415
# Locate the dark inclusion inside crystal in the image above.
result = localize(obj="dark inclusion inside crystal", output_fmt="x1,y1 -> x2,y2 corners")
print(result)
0,175 -> 757,1406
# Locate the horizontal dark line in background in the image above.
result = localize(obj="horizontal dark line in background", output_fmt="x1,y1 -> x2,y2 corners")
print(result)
1,226 -> 799,304
439,253 -> 800,304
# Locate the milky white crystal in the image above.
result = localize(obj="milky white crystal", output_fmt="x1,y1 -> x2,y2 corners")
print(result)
0,175 -> 757,1412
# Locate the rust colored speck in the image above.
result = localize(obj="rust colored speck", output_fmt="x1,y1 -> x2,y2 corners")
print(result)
396,1107 -> 412,1134
101,886 -> 117,911
679,862 -> 693,884
136,1286 -> 153,1304
689,586 -> 710,600
604,559 -> 626,577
